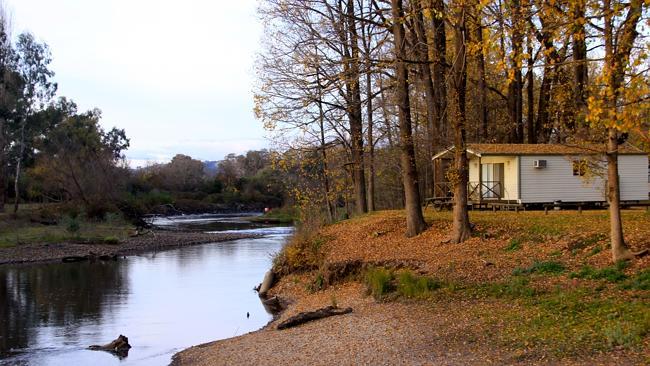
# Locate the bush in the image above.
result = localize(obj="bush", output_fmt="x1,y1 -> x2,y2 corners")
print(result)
62,215 -> 80,235
396,271 -> 442,298
102,236 -> 120,245
364,267 -> 394,301
272,233 -> 328,275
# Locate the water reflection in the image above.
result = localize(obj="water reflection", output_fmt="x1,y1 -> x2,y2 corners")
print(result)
0,261 -> 129,358
0,217 -> 290,366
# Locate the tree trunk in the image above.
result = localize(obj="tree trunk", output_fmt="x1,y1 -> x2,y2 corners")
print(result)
430,0 -> 447,142
508,0 -> 523,143
346,0 -> 367,215
360,4 -> 375,212
475,19 -> 488,141
13,121 -> 26,214
526,36 -> 535,143
571,0 -> 588,111
450,4 -> 472,244
0,117 -> 5,213
412,0 -> 437,197
536,66 -> 551,143
606,129 -> 633,261
391,0 -> 426,237
603,0 -> 642,262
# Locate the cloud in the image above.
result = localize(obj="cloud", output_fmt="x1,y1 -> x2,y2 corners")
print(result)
7,0 -> 267,163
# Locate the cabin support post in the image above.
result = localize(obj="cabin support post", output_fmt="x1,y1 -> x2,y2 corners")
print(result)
478,157 -> 482,203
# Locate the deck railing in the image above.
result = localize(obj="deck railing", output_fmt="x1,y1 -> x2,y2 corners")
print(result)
432,181 -> 503,201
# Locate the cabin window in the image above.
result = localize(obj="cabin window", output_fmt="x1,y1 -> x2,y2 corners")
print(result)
572,159 -> 587,176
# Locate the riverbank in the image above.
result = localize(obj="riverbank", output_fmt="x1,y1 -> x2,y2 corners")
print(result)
0,230 -> 261,265
173,210 -> 650,365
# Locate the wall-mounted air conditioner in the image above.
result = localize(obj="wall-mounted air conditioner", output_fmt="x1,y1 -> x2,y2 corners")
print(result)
533,160 -> 547,169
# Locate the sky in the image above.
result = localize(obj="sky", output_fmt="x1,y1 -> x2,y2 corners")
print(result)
6,0 -> 266,167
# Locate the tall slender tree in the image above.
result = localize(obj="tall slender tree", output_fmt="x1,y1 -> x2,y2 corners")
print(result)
391,0 -> 426,237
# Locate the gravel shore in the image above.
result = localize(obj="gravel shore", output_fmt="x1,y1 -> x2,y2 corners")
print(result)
0,230 -> 260,265
172,280 -> 644,366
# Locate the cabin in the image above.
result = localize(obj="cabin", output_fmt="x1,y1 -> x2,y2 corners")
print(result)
431,143 -> 648,206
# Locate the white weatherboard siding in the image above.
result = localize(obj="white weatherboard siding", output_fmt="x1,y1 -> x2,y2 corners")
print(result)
519,155 -> 606,203
619,155 -> 649,201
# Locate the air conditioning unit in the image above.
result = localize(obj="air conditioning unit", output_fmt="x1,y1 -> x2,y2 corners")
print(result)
533,159 -> 547,169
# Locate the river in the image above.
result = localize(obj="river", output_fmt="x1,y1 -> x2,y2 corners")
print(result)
0,214 -> 292,366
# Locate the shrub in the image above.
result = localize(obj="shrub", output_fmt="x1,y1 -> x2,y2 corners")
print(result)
272,233 -> 329,275
396,271 -> 442,298
62,215 -> 80,235
102,236 -> 120,245
364,267 -> 395,301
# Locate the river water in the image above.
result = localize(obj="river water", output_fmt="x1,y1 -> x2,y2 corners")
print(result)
0,214 -> 292,366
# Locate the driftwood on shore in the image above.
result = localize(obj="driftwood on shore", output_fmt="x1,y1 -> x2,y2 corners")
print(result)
276,306 -> 352,330
88,334 -> 131,358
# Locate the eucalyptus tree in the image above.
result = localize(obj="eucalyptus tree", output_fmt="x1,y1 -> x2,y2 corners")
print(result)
12,32 -> 56,213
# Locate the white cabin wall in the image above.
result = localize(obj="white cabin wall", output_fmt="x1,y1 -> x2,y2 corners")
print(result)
519,155 -> 606,203
619,155 -> 649,201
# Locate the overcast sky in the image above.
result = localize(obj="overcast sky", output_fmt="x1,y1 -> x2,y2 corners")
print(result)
6,0 -> 265,167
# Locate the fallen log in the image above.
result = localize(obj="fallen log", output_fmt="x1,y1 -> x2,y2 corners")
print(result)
276,306 -> 352,330
88,334 -> 131,358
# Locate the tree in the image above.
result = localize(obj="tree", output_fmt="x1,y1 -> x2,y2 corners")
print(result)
0,4 -> 16,211
586,0 -> 648,262
448,0 -> 472,243
12,32 -> 56,213
30,106 -> 129,208
391,0 -> 426,237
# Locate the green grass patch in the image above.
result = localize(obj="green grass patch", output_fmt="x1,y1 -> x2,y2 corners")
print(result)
504,238 -> 522,251
496,289 -> 650,353
513,261 -> 566,276
364,267 -> 395,300
363,268 -> 444,301
570,261 -> 628,283
396,271 -> 443,299
621,269 -> 650,291
474,276 -> 537,298
0,215 -> 132,247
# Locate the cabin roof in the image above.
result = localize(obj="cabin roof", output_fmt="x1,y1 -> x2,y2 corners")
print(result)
432,143 -> 646,160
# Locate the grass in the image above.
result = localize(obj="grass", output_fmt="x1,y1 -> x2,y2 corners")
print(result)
504,238 -> 522,251
513,260 -> 566,276
570,261 -> 629,283
360,264 -> 650,355
621,269 -> 650,291
272,232 -> 329,275
249,207 -> 298,224
364,267 -> 395,300
0,206 -> 132,247
486,288 -> 650,354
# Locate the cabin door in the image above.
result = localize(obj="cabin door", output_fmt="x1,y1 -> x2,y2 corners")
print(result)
481,163 -> 504,199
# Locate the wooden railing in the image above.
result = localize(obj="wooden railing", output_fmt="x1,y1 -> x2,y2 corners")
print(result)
432,181 -> 502,201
